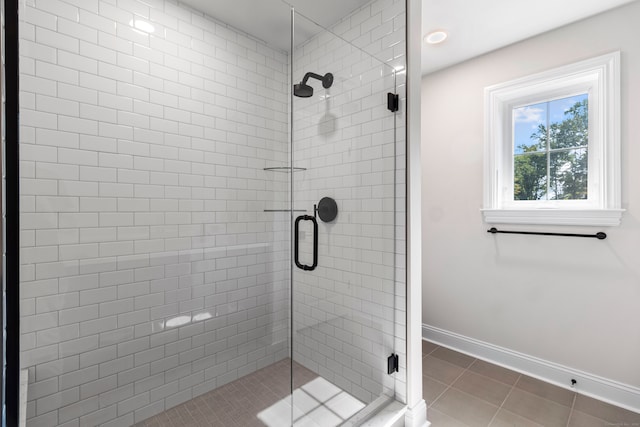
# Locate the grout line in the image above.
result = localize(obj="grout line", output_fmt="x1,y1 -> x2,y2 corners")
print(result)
486,373 -> 521,427
427,381 -> 449,409
423,342 -> 439,357
426,342 -> 582,426
565,392 -> 578,427
425,342 -> 623,427
427,353 -> 475,409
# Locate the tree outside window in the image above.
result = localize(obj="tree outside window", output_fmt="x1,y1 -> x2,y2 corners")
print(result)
513,94 -> 588,201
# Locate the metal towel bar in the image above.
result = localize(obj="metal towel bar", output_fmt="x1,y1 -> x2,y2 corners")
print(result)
487,227 -> 606,240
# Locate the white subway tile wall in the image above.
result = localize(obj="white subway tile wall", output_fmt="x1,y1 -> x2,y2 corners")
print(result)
18,0 -> 406,425
291,0 -> 407,406
19,0 -> 291,425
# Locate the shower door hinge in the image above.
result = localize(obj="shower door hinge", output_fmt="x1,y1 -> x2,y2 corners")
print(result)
387,92 -> 399,112
387,353 -> 399,374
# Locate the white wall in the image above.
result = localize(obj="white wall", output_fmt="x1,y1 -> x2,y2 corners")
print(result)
422,0 -> 640,390
19,0 -> 289,425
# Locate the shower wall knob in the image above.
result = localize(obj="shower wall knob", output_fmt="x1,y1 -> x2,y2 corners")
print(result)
315,197 -> 338,222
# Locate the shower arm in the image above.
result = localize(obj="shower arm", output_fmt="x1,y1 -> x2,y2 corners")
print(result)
300,72 -> 325,85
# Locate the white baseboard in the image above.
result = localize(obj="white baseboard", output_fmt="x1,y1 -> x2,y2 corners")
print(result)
422,324 -> 640,414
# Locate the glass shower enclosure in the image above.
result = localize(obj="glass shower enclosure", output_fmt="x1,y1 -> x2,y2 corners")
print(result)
14,0 -> 406,425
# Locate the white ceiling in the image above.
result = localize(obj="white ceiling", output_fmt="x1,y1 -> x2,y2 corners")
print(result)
421,0 -> 637,75
179,0 -> 635,73
179,0 -> 372,51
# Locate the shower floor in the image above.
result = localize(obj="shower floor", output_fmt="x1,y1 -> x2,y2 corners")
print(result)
135,358 -> 365,427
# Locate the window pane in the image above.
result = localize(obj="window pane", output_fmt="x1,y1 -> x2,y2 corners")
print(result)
549,93 -> 588,149
549,148 -> 588,200
514,153 -> 547,200
513,102 -> 547,154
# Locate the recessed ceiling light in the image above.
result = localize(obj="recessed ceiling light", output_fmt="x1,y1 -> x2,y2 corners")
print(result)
424,30 -> 448,45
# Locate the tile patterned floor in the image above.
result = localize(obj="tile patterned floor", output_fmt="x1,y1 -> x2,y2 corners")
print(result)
257,376 -> 365,426
135,359 -> 318,427
422,340 -> 640,427
135,341 -> 640,427
135,358 -> 364,427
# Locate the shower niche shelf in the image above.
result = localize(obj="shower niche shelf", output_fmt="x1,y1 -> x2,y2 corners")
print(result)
263,166 -> 306,172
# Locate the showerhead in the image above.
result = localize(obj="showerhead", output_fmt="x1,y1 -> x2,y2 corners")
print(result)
294,72 -> 333,98
293,83 -> 314,98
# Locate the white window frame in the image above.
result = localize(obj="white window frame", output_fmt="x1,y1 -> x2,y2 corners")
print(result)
482,51 -> 623,226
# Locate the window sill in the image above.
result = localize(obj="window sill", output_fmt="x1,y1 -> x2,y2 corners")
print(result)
481,209 -> 625,226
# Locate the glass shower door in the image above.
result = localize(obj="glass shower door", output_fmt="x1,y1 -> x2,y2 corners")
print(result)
13,0 -> 405,424
290,10 -> 400,425
17,1 -> 295,425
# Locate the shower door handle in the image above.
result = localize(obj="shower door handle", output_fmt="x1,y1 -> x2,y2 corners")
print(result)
294,215 -> 318,271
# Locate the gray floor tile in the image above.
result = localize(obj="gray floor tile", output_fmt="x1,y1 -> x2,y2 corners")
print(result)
432,387 -> 500,426
468,360 -> 520,386
452,370 -> 512,407
423,354 -> 467,385
423,375 -> 449,406
573,394 -> 640,424
428,408 -> 470,427
431,347 -> 476,369
515,374 -> 575,407
567,409 -> 612,427
423,339 -> 440,355
501,388 -> 571,427
489,408 -> 544,427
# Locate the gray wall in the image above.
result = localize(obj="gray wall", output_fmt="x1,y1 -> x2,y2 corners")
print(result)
422,1 -> 640,390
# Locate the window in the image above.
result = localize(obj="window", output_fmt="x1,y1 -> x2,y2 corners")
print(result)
513,94 -> 589,202
483,52 -> 623,226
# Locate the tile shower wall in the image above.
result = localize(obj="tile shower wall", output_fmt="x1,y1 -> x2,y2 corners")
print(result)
291,0 -> 407,405
18,0 -> 290,425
